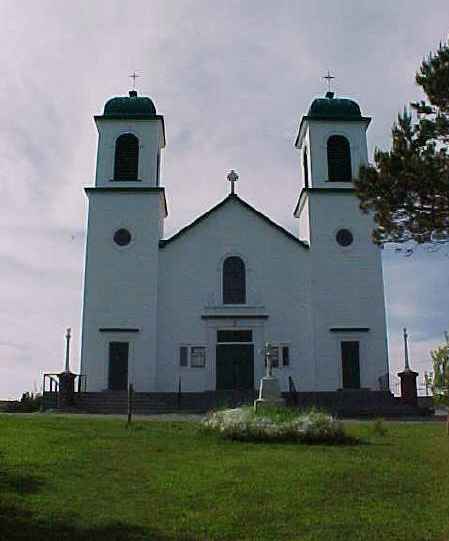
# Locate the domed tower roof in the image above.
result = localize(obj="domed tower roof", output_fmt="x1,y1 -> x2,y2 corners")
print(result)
307,91 -> 362,120
102,90 -> 157,118
295,91 -> 370,148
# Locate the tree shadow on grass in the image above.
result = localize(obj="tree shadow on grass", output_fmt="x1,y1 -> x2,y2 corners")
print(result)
1,501 -> 201,541
0,469 -> 45,495
0,465 -> 197,541
0,504 -> 188,541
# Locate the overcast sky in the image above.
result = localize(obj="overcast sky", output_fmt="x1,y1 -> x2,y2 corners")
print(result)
1,1 -> 448,399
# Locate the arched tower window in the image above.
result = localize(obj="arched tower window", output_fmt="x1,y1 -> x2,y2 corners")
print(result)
327,135 -> 352,182
303,148 -> 309,188
114,134 -> 139,180
223,256 -> 246,304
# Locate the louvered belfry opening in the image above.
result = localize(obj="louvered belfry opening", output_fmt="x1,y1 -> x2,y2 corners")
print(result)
223,256 -> 246,304
327,135 -> 352,182
114,133 -> 139,180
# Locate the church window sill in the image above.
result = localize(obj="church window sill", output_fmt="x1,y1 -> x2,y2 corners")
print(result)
99,328 -> 140,333
109,178 -> 142,182
202,305 -> 268,320
330,327 -> 370,333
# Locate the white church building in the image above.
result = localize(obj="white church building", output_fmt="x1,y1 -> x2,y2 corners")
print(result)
79,89 -> 389,401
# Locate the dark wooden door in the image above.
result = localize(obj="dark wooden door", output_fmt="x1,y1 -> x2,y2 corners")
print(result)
108,342 -> 129,391
341,341 -> 360,389
216,344 -> 254,390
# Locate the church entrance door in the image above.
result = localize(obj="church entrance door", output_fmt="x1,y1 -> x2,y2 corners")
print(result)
341,341 -> 361,389
216,344 -> 254,390
108,342 -> 129,391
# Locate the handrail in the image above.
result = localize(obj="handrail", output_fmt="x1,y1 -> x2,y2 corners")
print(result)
42,373 -> 87,394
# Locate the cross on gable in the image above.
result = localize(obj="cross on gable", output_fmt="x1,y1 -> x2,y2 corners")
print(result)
227,170 -> 239,194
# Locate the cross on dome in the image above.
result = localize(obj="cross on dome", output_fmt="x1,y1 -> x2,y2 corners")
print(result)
129,71 -> 140,90
323,69 -> 335,93
227,170 -> 239,194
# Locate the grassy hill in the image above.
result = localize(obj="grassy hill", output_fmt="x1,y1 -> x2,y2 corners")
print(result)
0,414 -> 448,541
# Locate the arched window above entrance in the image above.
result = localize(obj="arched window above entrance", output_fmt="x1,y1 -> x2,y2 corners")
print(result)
223,256 -> 246,304
327,135 -> 352,182
114,133 -> 139,180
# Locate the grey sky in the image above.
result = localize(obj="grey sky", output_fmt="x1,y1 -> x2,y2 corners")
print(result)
1,1 -> 448,399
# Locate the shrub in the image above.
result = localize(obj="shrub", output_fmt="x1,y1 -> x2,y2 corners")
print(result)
201,406 -> 356,444
6,392 -> 43,413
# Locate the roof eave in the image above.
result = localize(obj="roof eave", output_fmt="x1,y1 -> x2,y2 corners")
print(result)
160,194 -> 309,250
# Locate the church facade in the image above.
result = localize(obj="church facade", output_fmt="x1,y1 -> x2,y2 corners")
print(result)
80,89 -> 389,397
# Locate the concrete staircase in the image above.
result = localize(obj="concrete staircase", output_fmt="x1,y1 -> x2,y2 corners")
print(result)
74,390 -> 259,414
40,389 -> 432,417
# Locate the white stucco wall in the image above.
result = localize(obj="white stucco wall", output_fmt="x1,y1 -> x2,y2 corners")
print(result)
307,190 -> 389,390
80,190 -> 165,391
156,197 -> 314,393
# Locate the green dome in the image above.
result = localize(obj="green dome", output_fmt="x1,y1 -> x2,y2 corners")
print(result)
103,91 -> 157,117
308,92 -> 361,120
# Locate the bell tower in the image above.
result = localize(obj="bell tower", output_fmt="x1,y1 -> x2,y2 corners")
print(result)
80,90 -> 167,392
94,90 -> 165,187
294,90 -> 371,243
295,90 -> 371,191
293,91 -> 389,391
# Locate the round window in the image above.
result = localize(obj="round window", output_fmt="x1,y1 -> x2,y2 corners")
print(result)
113,228 -> 132,246
336,228 -> 353,247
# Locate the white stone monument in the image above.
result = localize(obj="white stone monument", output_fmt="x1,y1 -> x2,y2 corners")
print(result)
254,342 -> 286,411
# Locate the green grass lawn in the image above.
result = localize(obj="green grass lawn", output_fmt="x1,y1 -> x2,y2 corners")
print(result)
0,414 -> 448,541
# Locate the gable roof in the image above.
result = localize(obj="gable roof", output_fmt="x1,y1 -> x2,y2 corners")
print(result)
159,193 -> 309,249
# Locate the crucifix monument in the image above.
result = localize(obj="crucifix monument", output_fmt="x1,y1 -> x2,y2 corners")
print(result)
254,342 -> 286,411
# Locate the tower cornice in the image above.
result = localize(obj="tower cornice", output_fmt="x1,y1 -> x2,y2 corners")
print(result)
293,186 -> 356,217
84,186 -> 168,217
295,115 -> 371,149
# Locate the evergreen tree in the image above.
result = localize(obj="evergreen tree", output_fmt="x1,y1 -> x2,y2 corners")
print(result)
355,38 -> 449,247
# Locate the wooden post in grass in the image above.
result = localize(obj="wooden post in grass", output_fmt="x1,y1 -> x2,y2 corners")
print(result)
127,383 -> 134,427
